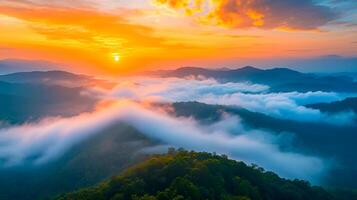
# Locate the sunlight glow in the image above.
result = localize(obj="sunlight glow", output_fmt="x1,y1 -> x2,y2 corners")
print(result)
113,54 -> 120,62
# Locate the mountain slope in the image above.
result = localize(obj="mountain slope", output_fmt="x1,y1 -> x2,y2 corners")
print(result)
170,102 -> 357,188
0,124 -> 156,200
0,81 -> 97,123
307,97 -> 357,114
56,150 -> 343,200
0,70 -> 116,123
0,70 -> 114,88
0,70 -> 88,82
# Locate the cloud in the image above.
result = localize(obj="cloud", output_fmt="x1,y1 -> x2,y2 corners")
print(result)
0,101 -> 326,182
101,77 -> 355,124
108,77 -> 268,100
0,3 -> 164,51
154,0 -> 338,30
198,91 -> 356,123
81,76 -> 268,101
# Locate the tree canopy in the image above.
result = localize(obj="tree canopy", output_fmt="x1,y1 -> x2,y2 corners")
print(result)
56,149 -> 355,200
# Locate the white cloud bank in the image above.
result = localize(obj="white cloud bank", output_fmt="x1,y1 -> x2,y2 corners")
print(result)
0,101 -> 326,182
97,77 -> 355,124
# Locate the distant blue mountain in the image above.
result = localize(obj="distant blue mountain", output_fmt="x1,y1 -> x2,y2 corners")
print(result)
0,70 -> 99,123
155,66 -> 357,92
0,70 -> 113,88
0,80 -> 97,123
0,70 -> 91,86
0,59 -> 59,74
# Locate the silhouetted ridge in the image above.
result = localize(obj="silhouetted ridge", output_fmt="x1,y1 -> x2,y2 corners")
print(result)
0,59 -> 59,74
235,65 -> 262,72
0,70 -> 90,83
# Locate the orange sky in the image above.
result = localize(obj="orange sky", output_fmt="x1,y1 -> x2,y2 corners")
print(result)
0,0 -> 356,75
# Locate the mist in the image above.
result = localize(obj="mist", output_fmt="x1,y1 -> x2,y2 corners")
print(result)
0,100 -> 326,182
101,77 -> 356,124
1,75 -> 354,185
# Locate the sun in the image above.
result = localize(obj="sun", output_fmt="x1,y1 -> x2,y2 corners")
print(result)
113,54 -> 120,62
111,53 -> 121,62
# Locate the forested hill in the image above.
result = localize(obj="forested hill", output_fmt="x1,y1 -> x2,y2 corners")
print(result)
56,150 -> 357,200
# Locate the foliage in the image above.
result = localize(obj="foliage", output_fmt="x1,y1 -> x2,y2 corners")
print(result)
56,149 -> 340,200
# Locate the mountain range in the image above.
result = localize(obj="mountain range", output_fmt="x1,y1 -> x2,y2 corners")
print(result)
0,68 -> 357,199
0,70 -> 116,123
0,59 -> 59,74
150,66 -> 357,92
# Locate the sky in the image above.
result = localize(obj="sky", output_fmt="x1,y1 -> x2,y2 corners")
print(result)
0,0 -> 356,75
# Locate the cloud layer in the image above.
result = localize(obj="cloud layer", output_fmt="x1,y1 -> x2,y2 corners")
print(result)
102,77 -> 354,123
154,0 -> 337,30
198,91 -> 355,123
1,75 -> 354,184
0,101 -> 325,182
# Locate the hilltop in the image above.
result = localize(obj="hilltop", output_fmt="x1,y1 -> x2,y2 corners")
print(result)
56,150 -> 356,200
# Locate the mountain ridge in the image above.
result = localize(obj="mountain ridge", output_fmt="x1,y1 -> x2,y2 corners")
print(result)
148,66 -> 357,92
0,70 -> 91,83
